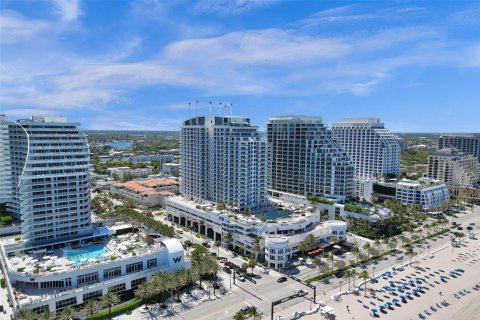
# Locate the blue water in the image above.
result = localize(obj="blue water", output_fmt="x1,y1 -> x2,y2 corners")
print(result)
63,245 -> 109,265
256,210 -> 292,220
105,141 -> 133,149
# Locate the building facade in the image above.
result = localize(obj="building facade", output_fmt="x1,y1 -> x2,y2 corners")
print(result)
165,196 -> 346,269
0,116 -> 92,244
331,118 -> 401,198
180,116 -> 267,210
267,116 -> 354,197
107,166 -> 153,180
161,163 -> 181,177
438,134 -> 480,161
428,149 -> 480,195
395,178 -> 450,209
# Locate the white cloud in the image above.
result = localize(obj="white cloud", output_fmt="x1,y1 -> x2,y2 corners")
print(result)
52,0 -> 82,21
0,10 -> 49,44
194,0 -> 277,15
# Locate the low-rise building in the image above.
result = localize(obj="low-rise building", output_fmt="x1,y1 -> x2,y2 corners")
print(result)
0,225 -> 189,313
161,163 -> 181,177
395,178 -> 450,209
317,202 -> 393,223
165,196 -> 347,270
110,178 -> 179,207
107,166 -> 153,180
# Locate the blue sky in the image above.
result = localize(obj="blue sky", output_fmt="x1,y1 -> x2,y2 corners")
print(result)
1,0 -> 479,132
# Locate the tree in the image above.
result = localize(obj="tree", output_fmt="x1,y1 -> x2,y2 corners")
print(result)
253,238 -> 261,260
101,292 -> 119,319
248,306 -> 261,320
344,269 -> 354,289
214,240 -> 221,257
81,300 -> 101,318
38,310 -> 57,320
58,306 -> 77,320
405,247 -> 416,265
233,311 -> 246,320
14,309 -> 36,320
305,234 -> 316,248
359,270 -> 369,295
248,259 -> 257,274
299,241 -> 309,255
351,247 -> 360,264
389,238 -> 398,251
184,240 -> 193,253
224,232 -> 234,249
362,243 -> 372,260
327,254 -> 335,271
373,239 -> 381,255
136,282 -> 153,308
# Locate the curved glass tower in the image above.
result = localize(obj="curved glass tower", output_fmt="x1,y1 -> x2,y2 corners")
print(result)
2,116 -> 92,244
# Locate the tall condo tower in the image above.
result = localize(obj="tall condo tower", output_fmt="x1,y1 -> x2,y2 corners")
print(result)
1,116 -> 92,244
267,115 -> 354,197
331,118 -> 401,180
438,134 -> 480,161
180,115 -> 267,209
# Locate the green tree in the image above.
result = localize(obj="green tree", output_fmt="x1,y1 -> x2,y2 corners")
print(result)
351,246 -> 360,263
14,309 -> 36,320
38,310 -> 57,320
81,300 -> 101,318
359,270 -> 370,295
233,311 -> 246,320
248,259 -> 257,273
214,240 -> 221,257
136,282 -> 153,308
248,306 -> 261,320
57,306 -> 77,320
100,292 -> 120,319
362,243 -> 372,260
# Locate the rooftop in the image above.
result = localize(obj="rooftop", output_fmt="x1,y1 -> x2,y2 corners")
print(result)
5,227 -> 166,278
112,178 -> 178,196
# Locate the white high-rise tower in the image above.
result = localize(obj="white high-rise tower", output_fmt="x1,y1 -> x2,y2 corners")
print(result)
180,115 -> 267,210
1,116 -> 92,244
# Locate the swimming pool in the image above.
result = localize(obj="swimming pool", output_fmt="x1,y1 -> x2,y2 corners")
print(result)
255,210 -> 292,220
63,245 -> 110,265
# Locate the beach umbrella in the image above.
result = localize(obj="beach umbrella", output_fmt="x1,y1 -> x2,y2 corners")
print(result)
379,305 -> 386,311
400,295 -> 406,300
392,298 -> 399,303
371,309 -> 378,314
406,291 -> 412,295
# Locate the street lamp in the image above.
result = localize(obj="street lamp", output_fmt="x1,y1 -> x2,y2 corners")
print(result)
373,266 -> 377,278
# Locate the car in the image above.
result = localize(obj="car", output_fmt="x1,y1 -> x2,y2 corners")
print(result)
277,276 -> 288,283
396,255 -> 404,260
224,261 -> 233,267
237,275 -> 246,282
297,289 -> 308,297
219,257 -> 228,262
240,306 -> 251,314
223,266 -> 232,274
457,227 -> 463,230
469,222 -> 475,226
176,230 -> 183,234
202,242 -> 211,248
210,252 -> 217,257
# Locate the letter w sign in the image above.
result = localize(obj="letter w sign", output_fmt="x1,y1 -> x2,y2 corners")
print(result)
173,256 -> 182,263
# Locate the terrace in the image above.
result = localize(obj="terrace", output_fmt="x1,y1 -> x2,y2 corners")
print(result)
5,229 -> 166,277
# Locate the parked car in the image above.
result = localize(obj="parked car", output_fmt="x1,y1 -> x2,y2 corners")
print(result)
240,306 -> 251,314
224,261 -> 233,267
277,276 -> 288,283
237,275 -> 246,282
396,255 -> 404,260
210,252 -> 217,257
219,257 -> 228,262
202,242 -> 211,248
223,267 -> 232,274
297,290 -> 308,297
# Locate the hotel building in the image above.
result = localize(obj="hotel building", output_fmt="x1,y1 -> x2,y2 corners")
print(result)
438,134 -> 480,161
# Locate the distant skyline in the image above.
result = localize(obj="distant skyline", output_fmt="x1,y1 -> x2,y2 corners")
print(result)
1,0 -> 480,132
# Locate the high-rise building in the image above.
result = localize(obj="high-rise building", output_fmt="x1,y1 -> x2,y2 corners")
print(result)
267,116 -> 354,197
1,116 -> 93,244
331,118 -> 401,180
180,115 -> 267,209
428,149 -> 480,195
395,178 -> 450,209
0,115 -> 12,203
438,134 -> 480,161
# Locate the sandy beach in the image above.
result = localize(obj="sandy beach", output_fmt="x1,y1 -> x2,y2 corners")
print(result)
301,236 -> 480,320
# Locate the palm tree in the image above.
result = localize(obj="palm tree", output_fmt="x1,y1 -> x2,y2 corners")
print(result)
214,240 -> 221,257
362,243 -> 372,260
184,240 -> 193,253
172,269 -> 185,302
136,282 -> 153,308
359,270 -> 369,295
351,246 -> 360,264
312,257 -> 327,274
373,239 -> 381,254
351,268 -> 358,288
248,259 -> 257,274
224,232 -> 234,249
305,234 -> 316,248
100,292 -> 119,319
38,310 -> 57,320
14,309 -> 36,320
58,306 -> 77,320
248,306 -> 261,320
299,241 -> 309,256
253,238 -> 261,260
389,238 -> 398,251
327,254 -> 335,271
81,300 -> 101,318
405,247 -> 416,265
344,269 -> 354,289
381,238 -> 389,253
233,311 -> 246,320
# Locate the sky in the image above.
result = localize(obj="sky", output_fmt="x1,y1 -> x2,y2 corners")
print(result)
1,0 -> 480,132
